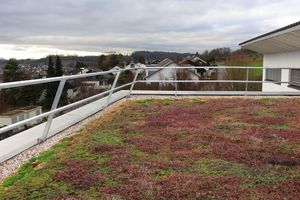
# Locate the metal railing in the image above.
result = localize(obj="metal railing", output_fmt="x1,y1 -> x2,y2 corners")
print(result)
0,66 -> 298,141
140,66 -> 297,96
0,68 -> 137,141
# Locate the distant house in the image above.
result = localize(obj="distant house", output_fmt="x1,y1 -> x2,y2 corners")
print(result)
30,72 -> 41,79
109,66 -> 123,75
240,21 -> 300,92
76,68 -> 111,90
145,58 -> 175,84
146,58 -> 200,87
178,57 -> 210,77
145,58 -> 174,78
145,64 -> 159,77
124,62 -> 147,78
0,106 -> 42,133
65,80 -> 79,99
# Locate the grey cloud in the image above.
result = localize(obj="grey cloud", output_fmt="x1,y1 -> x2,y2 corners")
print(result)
0,0 -> 299,59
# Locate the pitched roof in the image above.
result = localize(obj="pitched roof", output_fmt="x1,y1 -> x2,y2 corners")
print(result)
178,59 -> 195,66
239,21 -> 300,54
191,57 -> 207,64
178,58 -> 209,67
155,58 -> 174,67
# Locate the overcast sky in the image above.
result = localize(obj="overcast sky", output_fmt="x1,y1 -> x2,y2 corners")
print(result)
0,0 -> 299,59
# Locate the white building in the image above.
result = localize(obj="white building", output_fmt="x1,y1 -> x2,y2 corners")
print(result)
146,63 -> 200,86
122,62 -> 147,78
0,106 -> 42,132
240,21 -> 300,92
109,66 -> 123,75
75,68 -> 111,91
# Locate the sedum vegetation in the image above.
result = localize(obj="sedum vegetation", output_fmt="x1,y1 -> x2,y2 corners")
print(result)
1,98 -> 300,199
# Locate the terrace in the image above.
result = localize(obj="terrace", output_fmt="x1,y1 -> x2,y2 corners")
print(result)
0,89 -> 300,198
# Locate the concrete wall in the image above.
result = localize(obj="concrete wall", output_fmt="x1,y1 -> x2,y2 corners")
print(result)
263,51 -> 300,92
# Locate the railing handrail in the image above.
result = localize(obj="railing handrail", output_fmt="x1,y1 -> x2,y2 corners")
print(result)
0,66 -> 297,90
0,68 -> 129,89
0,66 -> 298,139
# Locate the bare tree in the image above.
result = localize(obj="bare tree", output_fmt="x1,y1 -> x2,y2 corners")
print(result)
171,68 -> 200,91
224,50 -> 261,91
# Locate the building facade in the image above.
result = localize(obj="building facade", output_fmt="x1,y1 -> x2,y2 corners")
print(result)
240,21 -> 300,92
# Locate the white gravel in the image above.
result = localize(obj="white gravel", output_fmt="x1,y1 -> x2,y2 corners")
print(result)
0,95 -> 298,184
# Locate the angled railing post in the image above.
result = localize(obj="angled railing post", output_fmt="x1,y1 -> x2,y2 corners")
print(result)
39,79 -> 66,143
105,71 -> 121,107
128,69 -> 139,98
245,68 -> 249,96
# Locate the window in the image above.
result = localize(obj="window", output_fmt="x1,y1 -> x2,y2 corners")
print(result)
36,110 -> 40,115
12,118 -> 17,124
290,69 -> 300,88
19,115 -> 24,121
266,68 -> 281,84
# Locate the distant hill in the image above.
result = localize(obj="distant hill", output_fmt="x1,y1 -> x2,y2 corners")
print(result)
15,51 -> 194,68
128,51 -> 193,61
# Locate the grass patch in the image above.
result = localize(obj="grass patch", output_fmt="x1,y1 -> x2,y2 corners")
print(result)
134,99 -> 153,104
1,137 -> 70,190
256,97 -> 282,101
154,99 -> 172,102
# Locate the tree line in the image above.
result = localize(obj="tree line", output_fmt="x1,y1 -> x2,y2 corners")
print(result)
0,55 -> 66,113
2,48 -> 260,73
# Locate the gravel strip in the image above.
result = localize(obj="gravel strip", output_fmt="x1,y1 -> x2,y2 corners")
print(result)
0,95 -> 298,184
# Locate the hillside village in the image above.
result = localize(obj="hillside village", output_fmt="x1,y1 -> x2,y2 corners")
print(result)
0,48 -> 260,83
